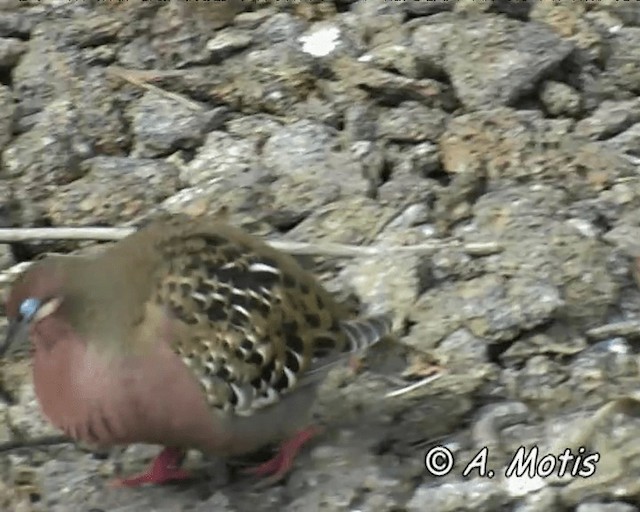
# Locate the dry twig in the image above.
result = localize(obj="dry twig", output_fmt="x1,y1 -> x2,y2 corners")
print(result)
0,435 -> 71,453
0,227 -> 134,242
107,65 -> 203,111
0,227 -> 502,257
385,373 -> 444,398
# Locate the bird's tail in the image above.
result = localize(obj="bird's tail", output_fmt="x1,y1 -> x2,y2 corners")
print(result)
340,313 -> 393,352
301,313 -> 393,384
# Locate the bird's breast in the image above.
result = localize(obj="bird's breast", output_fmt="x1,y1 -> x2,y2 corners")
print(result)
31,317 -> 226,452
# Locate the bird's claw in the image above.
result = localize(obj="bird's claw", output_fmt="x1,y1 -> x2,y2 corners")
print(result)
243,425 -> 322,485
108,447 -> 192,488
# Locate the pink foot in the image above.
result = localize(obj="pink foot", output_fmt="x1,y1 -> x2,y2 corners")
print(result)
109,447 -> 192,488
244,425 -> 323,482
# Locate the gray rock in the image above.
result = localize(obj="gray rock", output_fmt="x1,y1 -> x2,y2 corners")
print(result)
296,95 -> 343,129
411,14 -> 457,80
378,101 -> 447,143
36,446 -> 210,512
462,275 -> 563,342
0,84 -> 14,150
2,98 -> 92,194
593,2 -> 640,27
576,501 -> 638,512
348,140 -> 386,197
341,240 -> 430,324
191,492 -> 233,512
0,37 -> 25,68
343,102 -> 378,142
406,285 -> 466,351
12,33 -> 59,119
577,504 -> 639,512
387,141 -> 440,178
514,488 -> 561,512
146,4 -> 211,68
0,402 -> 11,444
444,15 -> 574,109
472,401 -> 530,449
0,9 -> 34,38
352,0 -> 452,18
470,185 -> 620,327
262,119 -> 338,178
117,34 -> 160,70
206,29 -> 252,61
400,0 -> 454,17
47,156 -> 180,227
238,42 -> 316,115
362,42 -> 420,78
7,382 -> 60,439
234,8 -> 275,30
256,12 -> 307,44
570,336 -> 637,385
575,99 -> 640,140
539,81 -> 582,117
0,243 -> 13,271
503,355 -> 572,410
34,13 -> 122,48
284,195 -> 395,245
605,122 -> 640,157
407,480 -> 510,512
500,333 -> 586,368
428,245 -> 482,283
350,1 -> 408,21
340,10 -> 406,51
182,131 -> 259,187
130,92 -> 226,157
226,114 -> 283,142
66,67 -> 130,155
378,152 -> 438,208
605,27 -> 640,93
440,108 -> 634,191
530,3 -> 603,62
159,178 -> 273,234
332,55 -> 455,109
440,328 -> 490,369
384,203 -> 431,229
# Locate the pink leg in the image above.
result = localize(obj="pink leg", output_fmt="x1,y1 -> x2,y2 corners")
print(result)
109,447 -> 192,488
244,425 -> 323,482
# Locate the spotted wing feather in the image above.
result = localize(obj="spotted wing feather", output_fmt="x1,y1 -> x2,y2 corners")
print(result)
145,220 -> 364,417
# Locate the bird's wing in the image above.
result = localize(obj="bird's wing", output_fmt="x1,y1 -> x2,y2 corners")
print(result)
145,222 -> 377,417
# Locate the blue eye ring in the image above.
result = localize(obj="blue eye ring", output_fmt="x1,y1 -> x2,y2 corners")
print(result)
19,297 -> 41,321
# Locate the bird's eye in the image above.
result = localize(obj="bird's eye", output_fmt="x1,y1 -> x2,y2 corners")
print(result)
18,297 -> 41,321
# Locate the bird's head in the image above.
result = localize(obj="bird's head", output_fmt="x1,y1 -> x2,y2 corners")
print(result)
2,258 -> 67,358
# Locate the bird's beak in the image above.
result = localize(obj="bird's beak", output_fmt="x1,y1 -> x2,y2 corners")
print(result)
0,319 -> 30,359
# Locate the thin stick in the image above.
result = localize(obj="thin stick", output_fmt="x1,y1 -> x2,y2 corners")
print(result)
0,227 -> 134,242
385,373 -> 443,398
0,435 -> 72,453
0,228 -> 502,257
107,66 -> 203,111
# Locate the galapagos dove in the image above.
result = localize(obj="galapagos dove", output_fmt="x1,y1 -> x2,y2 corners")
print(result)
2,214 -> 392,487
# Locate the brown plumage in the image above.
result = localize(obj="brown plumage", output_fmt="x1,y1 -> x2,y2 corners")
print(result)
2,214 -> 392,486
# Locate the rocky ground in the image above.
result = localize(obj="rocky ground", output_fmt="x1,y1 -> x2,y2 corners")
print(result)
1,0 -> 640,511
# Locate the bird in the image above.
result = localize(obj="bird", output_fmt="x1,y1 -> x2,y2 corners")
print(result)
1,213 -> 392,487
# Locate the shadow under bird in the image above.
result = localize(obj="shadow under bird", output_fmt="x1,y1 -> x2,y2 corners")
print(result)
1,214 -> 392,487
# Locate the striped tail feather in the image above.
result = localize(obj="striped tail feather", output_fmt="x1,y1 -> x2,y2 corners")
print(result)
301,313 -> 394,384
340,313 -> 393,352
